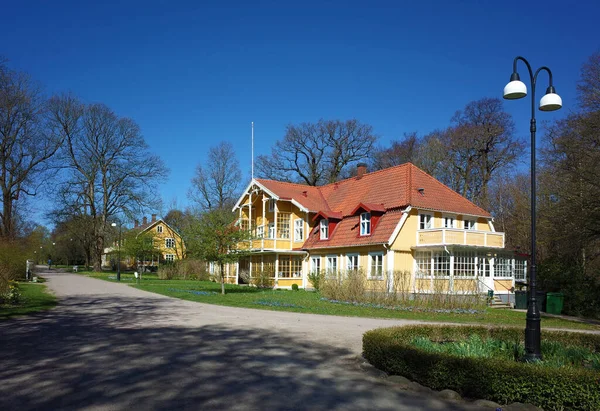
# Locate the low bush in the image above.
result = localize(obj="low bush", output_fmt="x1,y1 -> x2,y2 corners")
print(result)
363,325 -> 600,410
157,259 -> 210,280
319,270 -> 485,311
291,283 -> 299,291
252,268 -> 274,288
307,270 -> 325,291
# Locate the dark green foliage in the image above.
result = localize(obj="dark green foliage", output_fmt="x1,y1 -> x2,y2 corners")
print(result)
291,283 -> 299,291
307,270 -> 324,291
363,326 -> 600,410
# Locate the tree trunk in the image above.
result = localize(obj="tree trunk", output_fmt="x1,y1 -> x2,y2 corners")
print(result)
220,262 -> 225,295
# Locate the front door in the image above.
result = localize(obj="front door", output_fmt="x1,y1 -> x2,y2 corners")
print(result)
479,257 -> 494,293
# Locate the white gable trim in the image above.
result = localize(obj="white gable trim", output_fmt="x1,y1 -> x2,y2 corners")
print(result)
232,179 -> 279,211
387,206 -> 412,245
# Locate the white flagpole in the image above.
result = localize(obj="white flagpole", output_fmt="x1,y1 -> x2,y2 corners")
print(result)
251,121 -> 254,180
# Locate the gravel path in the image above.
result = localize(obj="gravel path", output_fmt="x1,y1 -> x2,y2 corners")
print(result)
0,270 -> 512,410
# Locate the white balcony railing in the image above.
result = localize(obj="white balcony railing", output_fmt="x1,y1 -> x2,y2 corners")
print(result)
416,228 -> 505,248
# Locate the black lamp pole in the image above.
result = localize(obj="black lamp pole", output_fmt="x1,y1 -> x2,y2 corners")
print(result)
117,224 -> 122,282
504,56 -> 561,361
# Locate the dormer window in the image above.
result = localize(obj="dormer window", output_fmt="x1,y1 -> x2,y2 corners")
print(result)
268,199 -> 276,212
320,219 -> 329,240
360,212 -> 371,236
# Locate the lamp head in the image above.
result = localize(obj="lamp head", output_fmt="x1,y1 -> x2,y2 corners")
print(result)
503,72 -> 527,100
111,222 -> 117,227
539,85 -> 562,111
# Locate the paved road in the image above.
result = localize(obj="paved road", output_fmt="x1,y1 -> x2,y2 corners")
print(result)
1,270 -> 496,410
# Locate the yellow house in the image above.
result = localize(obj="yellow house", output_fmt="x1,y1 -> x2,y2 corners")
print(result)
227,163 -> 526,298
132,214 -> 186,265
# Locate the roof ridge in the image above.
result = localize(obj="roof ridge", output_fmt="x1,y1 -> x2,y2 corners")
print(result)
256,178 -> 317,189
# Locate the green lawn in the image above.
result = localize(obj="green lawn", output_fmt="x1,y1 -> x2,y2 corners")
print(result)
78,271 -> 600,330
0,282 -> 58,320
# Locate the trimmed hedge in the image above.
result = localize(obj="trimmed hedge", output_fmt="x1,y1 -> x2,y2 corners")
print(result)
363,325 -> 600,410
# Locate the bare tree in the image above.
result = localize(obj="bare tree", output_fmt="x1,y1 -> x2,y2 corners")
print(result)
188,142 -> 241,212
48,94 -> 169,271
0,60 -> 63,239
577,51 -> 600,113
256,119 -> 377,185
371,132 -> 420,171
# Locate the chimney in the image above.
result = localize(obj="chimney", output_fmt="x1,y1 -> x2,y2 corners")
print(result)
302,191 -> 308,197
357,163 -> 367,179
143,216 -> 147,225
151,214 -> 157,223
134,220 -> 139,228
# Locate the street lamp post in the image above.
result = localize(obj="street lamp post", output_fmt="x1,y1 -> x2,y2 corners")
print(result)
111,222 -> 122,281
503,56 -> 562,361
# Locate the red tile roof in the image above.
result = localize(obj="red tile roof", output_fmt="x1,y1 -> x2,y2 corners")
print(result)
254,163 -> 491,249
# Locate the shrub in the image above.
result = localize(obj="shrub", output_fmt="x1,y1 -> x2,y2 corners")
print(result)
0,241 -> 28,298
291,283 -> 299,291
363,325 -> 600,410
252,268 -> 274,289
307,269 -> 325,291
157,259 -> 209,280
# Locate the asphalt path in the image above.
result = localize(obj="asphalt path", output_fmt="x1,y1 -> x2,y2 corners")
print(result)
1,270 -> 501,410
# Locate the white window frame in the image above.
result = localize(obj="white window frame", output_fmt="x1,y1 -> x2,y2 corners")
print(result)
368,252 -> 384,279
346,254 -> 359,271
294,218 -> 304,242
157,225 -> 163,233
320,219 -> 329,240
256,225 -> 264,238
415,251 -> 432,278
443,215 -> 455,229
360,212 -> 371,236
311,256 -> 321,273
268,222 -> 275,239
464,219 -> 476,230
268,199 -> 276,212
419,213 -> 432,230
165,254 -> 175,262
326,255 -> 337,276
165,238 -> 175,248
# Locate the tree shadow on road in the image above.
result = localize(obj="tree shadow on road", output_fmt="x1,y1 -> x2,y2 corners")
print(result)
0,295 -> 473,410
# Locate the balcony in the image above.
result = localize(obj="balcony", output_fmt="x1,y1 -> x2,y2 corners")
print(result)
416,228 -> 505,248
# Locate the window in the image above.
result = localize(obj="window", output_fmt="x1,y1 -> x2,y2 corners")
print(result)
360,212 -> 371,235
419,213 -> 432,229
268,199 -> 276,212
495,256 -> 512,278
165,254 -> 174,262
268,223 -> 275,239
433,252 -> 450,277
514,259 -> 526,281
369,253 -> 383,279
443,216 -> 455,228
326,255 -> 337,276
311,256 -> 321,273
277,213 -> 290,239
294,219 -> 304,242
454,251 -> 476,277
165,238 -> 175,248
256,225 -> 264,238
415,251 -> 431,278
157,225 -> 163,233
240,219 -> 249,231
320,219 -> 329,240
347,254 -> 359,271
464,220 -> 476,230
278,256 -> 302,278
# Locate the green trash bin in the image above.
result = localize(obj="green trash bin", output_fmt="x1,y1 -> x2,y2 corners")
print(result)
514,290 -> 527,309
546,292 -> 564,315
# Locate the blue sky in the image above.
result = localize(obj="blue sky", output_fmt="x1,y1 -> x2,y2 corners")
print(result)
2,0 -> 599,219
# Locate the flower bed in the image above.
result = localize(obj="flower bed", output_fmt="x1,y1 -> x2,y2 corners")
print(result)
362,325 -> 600,410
